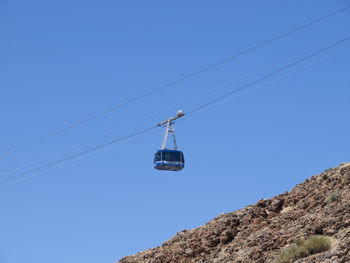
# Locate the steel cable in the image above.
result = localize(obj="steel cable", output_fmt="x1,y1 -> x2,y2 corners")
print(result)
1,35 -> 349,187
1,4 -> 349,159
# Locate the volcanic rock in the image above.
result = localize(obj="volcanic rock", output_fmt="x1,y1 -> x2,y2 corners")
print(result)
118,162 -> 350,263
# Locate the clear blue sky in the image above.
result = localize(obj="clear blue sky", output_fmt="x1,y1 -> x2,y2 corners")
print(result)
1,1 -> 349,262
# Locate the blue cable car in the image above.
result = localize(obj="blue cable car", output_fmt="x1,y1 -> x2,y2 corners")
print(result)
154,110 -> 185,171
154,149 -> 184,171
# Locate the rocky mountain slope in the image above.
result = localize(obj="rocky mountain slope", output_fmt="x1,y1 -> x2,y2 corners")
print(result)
118,162 -> 350,263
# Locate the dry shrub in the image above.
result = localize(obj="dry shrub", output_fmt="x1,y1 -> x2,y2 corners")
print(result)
344,171 -> 350,183
273,245 -> 308,263
272,235 -> 331,263
327,191 -> 339,203
302,235 -> 331,254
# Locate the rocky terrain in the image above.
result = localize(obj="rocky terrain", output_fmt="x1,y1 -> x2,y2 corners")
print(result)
118,162 -> 350,263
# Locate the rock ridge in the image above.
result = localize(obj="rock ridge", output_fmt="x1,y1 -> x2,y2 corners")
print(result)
118,162 -> 350,263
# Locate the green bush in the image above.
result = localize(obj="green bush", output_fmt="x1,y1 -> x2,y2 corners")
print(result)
272,236 -> 331,263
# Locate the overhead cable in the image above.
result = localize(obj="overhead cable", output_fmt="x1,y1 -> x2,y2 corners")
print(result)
0,126 -> 157,185
1,4 -> 349,159
1,35 -> 349,187
185,37 -> 350,117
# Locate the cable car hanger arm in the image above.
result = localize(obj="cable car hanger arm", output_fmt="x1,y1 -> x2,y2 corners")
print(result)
156,110 -> 185,127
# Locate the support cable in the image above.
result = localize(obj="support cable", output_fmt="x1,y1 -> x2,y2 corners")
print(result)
0,4 -> 349,159
1,35 -> 349,187
185,37 -> 350,118
0,126 -> 157,185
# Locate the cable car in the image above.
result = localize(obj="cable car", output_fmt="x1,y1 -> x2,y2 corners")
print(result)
154,149 -> 184,171
154,110 -> 185,171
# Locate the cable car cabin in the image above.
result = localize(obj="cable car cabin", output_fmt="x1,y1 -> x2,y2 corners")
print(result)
154,149 -> 185,171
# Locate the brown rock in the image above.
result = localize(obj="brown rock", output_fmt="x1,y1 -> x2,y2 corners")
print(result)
118,162 -> 350,263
